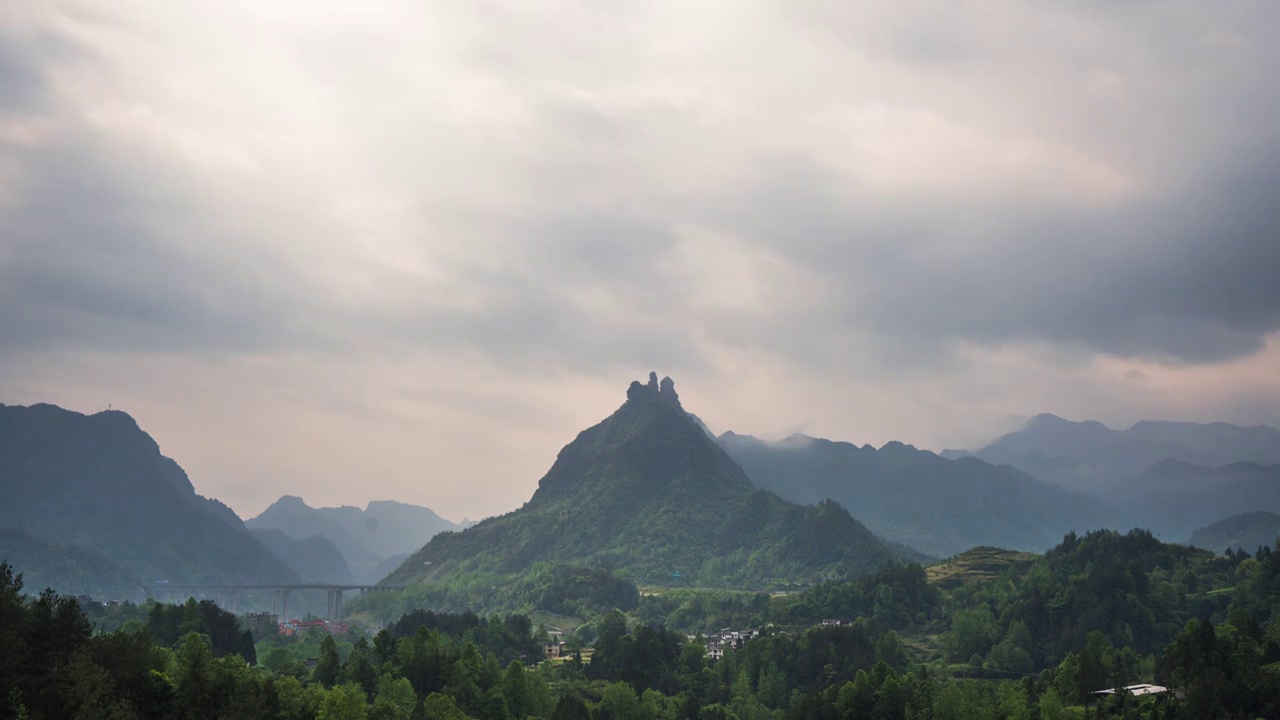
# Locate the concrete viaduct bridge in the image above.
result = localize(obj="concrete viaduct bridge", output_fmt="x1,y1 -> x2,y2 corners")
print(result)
147,584 -> 408,619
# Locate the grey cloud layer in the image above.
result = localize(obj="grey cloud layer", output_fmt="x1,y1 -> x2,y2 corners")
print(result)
3,0 -> 1279,378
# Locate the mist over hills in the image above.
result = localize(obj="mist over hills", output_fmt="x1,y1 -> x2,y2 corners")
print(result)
1114,461 -> 1280,541
718,431 -> 1107,557
1188,511 -> 1280,554
247,496 -> 463,584
0,403 -> 297,588
383,373 -> 913,588
943,413 -> 1280,495
246,528 -> 353,584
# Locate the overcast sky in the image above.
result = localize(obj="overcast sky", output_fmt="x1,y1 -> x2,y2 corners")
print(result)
3,0 -> 1279,522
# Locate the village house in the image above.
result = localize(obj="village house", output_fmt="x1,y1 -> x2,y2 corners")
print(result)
544,642 -> 567,659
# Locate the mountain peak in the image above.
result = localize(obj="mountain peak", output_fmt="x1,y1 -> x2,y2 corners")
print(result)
255,495 -> 314,518
626,371 -> 682,409
386,371 -> 905,586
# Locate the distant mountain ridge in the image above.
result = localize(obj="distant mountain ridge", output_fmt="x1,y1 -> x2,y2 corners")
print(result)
943,413 -> 1280,495
718,431 -> 1108,557
0,403 -> 297,588
384,373 -> 914,588
248,495 -> 462,584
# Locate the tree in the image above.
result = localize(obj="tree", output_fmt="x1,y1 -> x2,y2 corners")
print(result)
994,682 -> 1029,720
374,629 -> 397,665
316,635 -> 343,689
597,682 -> 641,720
873,673 -> 904,720
319,683 -> 369,720
1078,631 -> 1112,696
835,680 -> 858,720
1037,688 -> 1065,720
697,704 -> 737,720
173,633 -> 219,720
278,675 -> 321,720
346,637 -> 378,696
372,673 -> 417,720
987,622 -> 1033,674
551,695 -> 591,720
422,692 -> 472,720
756,662 -> 786,709
66,650 -> 131,720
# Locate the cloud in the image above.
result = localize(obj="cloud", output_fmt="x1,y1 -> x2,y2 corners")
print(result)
2,0 -> 1279,517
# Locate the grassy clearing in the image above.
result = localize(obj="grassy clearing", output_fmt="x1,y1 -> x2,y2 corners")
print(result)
926,546 -> 1039,589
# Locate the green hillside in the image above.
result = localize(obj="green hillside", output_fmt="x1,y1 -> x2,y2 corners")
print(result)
0,527 -> 145,601
383,374 -> 910,589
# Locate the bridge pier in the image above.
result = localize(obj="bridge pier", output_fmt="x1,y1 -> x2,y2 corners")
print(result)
325,589 -> 344,619
271,589 -> 291,620
215,590 -> 238,613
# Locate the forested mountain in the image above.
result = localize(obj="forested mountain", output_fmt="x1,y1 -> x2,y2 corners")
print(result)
944,413 -> 1280,494
1188,511 -> 1280,554
247,496 -> 462,584
719,432 -> 1106,557
384,374 -> 911,588
247,528 -> 353,584
0,527 -> 145,601
0,403 -> 297,586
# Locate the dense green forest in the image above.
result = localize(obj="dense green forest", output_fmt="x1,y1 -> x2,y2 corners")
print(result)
6,527 -> 1280,719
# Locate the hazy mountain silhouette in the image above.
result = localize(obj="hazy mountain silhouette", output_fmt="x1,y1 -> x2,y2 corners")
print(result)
943,413 -> 1280,494
247,528 -> 353,584
248,496 -> 462,584
0,403 -> 297,585
719,432 -> 1108,557
1111,461 -> 1280,541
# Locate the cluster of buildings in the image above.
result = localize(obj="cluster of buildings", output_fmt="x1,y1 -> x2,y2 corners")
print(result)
244,612 -> 349,637
697,628 -> 760,660
694,621 -> 850,660
278,618 -> 350,636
